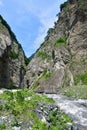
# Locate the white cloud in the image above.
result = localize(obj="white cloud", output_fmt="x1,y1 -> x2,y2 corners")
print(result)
0,0 -> 3,6
32,2 -> 58,50
15,0 -> 59,54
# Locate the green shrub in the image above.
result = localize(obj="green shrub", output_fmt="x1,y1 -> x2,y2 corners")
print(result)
16,91 -> 24,104
49,110 -> 71,130
47,28 -> 54,35
0,123 -> 6,130
11,108 -> 20,116
74,73 -> 87,85
60,1 -> 69,11
41,69 -> 52,79
0,105 -> 3,110
54,37 -> 67,46
11,118 -> 19,127
32,121 -> 47,130
4,91 -> 14,100
10,51 -> 18,59
5,103 -> 11,110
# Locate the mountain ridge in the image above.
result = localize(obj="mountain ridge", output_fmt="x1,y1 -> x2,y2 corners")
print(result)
24,0 -> 87,93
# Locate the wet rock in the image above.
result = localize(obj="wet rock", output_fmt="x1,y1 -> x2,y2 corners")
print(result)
36,103 -> 59,124
71,125 -> 79,130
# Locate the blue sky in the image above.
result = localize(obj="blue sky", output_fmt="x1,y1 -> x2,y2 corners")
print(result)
0,0 -> 66,57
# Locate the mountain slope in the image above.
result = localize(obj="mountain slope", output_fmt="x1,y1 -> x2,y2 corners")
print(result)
24,0 -> 87,93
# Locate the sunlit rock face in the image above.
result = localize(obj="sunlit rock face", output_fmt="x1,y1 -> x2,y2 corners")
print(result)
0,15 -> 26,88
24,0 -> 87,93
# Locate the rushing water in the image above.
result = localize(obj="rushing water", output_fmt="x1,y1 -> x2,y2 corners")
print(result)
46,94 -> 87,130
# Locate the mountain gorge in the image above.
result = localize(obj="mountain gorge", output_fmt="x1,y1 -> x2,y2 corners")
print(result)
0,0 -> 87,129
0,0 -> 87,92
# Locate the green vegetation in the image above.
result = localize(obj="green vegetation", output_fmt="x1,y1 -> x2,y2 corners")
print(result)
18,43 -> 22,49
74,73 -> 87,85
32,80 -> 39,90
61,85 -> 87,99
24,56 -> 30,66
78,0 -> 86,11
60,1 -> 69,12
10,51 -> 19,59
40,69 -> 52,80
33,121 -> 48,130
47,28 -> 54,35
11,118 -> 19,127
49,110 -> 71,130
0,89 -> 72,129
21,64 -> 26,71
54,37 -> 67,46
0,123 -> 6,130
45,28 -> 54,41
32,69 -> 53,90
37,51 -> 51,60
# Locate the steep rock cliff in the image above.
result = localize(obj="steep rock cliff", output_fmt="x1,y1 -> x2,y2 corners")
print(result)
24,0 -> 87,93
0,15 -> 27,88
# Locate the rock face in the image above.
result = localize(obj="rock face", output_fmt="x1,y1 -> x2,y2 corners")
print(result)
0,15 -> 26,88
24,0 -> 87,93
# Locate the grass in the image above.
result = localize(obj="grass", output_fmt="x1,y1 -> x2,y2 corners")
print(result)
0,123 -> 6,130
54,37 -> 67,46
49,110 -> 71,130
61,85 -> 87,99
10,51 -> 19,59
39,69 -> 52,80
74,73 -> 87,85
0,89 -> 72,129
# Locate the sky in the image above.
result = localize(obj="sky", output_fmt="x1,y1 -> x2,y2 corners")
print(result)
0,0 -> 66,57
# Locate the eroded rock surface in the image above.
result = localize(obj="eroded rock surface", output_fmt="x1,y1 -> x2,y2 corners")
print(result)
24,0 -> 87,93
0,15 -> 26,88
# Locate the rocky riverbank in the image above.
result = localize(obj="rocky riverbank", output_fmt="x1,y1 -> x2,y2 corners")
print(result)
46,94 -> 87,130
